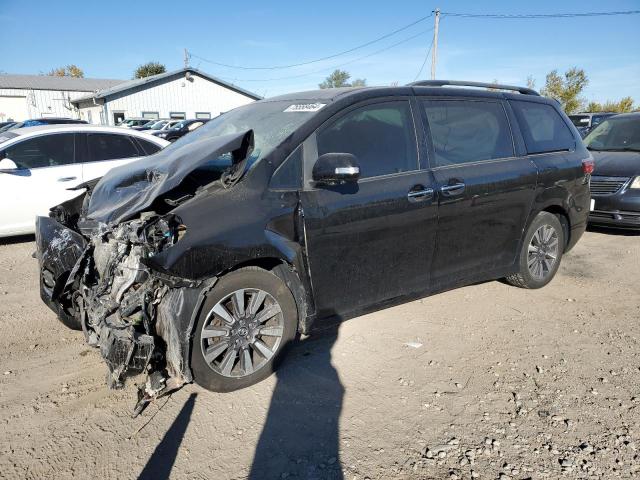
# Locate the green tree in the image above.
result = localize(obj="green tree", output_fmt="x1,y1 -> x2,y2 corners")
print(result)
48,65 -> 84,78
539,67 -> 588,114
586,96 -> 635,113
319,69 -> 367,89
134,62 -> 167,79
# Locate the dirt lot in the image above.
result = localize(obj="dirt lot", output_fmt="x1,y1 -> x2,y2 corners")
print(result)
0,228 -> 639,480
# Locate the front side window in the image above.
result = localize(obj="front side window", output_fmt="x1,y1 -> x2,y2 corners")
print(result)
511,100 -> 575,154
4,133 -> 75,169
423,100 -> 514,167
317,101 -> 418,178
87,133 -> 140,162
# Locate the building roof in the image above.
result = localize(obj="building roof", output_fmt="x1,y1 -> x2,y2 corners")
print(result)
0,74 -> 124,92
72,68 -> 262,104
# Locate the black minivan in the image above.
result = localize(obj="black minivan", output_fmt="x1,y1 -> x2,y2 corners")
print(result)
36,80 -> 592,408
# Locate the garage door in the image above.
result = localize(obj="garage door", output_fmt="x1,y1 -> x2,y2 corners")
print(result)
0,96 -> 29,122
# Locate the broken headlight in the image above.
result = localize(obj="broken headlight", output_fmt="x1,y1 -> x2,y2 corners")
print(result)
143,214 -> 187,254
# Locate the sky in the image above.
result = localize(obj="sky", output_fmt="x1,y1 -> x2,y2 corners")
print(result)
1,0 -> 639,102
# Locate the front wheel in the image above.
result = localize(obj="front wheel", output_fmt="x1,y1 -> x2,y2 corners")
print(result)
505,212 -> 565,289
191,266 -> 298,392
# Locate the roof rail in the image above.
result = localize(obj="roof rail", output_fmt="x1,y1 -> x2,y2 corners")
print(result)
407,80 -> 539,96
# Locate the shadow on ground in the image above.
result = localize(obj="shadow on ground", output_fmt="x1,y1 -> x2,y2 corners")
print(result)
0,234 -> 35,246
249,321 -> 344,480
138,393 -> 197,480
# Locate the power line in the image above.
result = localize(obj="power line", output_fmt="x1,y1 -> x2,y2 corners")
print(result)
441,10 -> 640,19
214,27 -> 434,83
413,37 -> 435,82
190,14 -> 432,70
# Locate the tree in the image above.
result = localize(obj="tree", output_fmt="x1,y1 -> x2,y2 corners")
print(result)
48,65 -> 84,78
319,69 -> 367,89
134,62 -> 167,79
586,97 -> 635,113
539,67 -> 588,114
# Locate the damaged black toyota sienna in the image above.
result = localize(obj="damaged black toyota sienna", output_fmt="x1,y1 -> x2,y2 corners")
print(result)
36,80 -> 592,414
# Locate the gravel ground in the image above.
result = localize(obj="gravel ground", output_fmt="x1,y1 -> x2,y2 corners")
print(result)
0,227 -> 639,480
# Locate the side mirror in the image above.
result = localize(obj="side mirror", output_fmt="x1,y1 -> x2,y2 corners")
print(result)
0,157 -> 18,172
312,153 -> 360,186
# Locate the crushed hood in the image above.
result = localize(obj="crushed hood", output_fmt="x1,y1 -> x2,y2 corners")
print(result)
87,130 -> 253,225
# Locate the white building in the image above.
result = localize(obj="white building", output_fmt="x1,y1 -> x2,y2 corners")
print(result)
0,75 -> 122,122
72,68 -> 261,125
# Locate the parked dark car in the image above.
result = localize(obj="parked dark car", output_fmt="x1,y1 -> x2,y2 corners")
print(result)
35,80 -> 591,412
153,118 -> 209,142
0,121 -> 17,132
569,112 -> 617,138
8,117 -> 88,130
585,112 -> 640,229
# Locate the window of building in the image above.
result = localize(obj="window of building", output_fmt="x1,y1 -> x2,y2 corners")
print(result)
195,112 -> 211,119
87,133 -> 141,162
142,112 -> 159,119
422,100 -> 514,167
317,101 -> 418,179
169,112 -> 186,120
4,133 -> 75,169
510,100 -> 575,154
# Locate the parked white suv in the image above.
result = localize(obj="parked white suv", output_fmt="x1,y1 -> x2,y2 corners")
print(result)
0,125 -> 169,237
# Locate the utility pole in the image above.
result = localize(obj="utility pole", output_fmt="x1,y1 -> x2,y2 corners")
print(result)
184,48 -> 190,69
431,8 -> 440,80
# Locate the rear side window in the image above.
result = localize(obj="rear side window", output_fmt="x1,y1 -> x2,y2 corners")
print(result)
511,101 -> 575,154
136,138 -> 162,155
317,101 -> 418,178
422,100 -> 514,167
4,133 -> 75,169
87,133 -> 141,161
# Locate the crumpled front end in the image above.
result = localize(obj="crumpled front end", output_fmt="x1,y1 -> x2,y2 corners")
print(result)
36,201 -> 212,416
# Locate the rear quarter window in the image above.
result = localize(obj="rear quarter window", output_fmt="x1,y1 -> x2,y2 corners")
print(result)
511,100 -> 575,154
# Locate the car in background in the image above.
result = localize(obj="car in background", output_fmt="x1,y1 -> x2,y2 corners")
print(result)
0,122 -> 17,132
6,118 -> 88,130
585,112 -> 640,230
147,120 -> 182,136
569,112 -> 617,137
118,118 -> 154,128
132,119 -> 169,131
153,118 -> 209,142
0,125 -> 169,237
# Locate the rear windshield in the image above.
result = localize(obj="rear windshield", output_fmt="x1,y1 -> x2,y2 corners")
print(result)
569,115 -> 590,127
0,131 -> 18,146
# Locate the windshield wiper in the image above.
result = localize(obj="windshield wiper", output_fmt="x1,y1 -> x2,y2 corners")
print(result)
587,146 -> 640,152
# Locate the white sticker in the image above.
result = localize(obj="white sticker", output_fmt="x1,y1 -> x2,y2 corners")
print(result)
283,103 -> 326,113
590,198 -> 595,211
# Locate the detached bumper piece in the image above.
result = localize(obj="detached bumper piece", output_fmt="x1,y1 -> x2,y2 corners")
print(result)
99,327 -> 155,389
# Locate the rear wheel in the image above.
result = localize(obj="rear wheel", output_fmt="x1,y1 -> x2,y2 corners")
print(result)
505,212 -> 564,289
191,266 -> 298,392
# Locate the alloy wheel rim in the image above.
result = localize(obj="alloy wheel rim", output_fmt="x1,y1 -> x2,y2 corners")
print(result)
200,288 -> 284,378
527,224 -> 559,281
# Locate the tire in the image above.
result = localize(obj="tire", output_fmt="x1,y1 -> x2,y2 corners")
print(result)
505,212 -> 565,289
191,266 -> 298,392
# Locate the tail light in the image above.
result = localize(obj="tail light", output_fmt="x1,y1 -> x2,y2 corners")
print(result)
582,157 -> 595,175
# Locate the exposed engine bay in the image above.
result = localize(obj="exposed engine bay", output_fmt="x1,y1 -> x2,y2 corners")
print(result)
36,130 -> 254,416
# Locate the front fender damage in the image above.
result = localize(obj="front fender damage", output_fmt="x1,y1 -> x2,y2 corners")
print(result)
49,214 -> 215,417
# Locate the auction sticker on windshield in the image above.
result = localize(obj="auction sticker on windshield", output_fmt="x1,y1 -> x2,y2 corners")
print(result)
283,103 -> 326,113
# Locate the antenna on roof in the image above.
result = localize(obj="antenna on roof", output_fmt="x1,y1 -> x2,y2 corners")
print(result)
184,48 -> 190,69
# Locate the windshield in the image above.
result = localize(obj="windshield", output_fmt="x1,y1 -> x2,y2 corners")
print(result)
584,116 -> 640,152
569,115 -> 590,127
0,131 -> 18,146
163,100 -> 325,168
149,121 -> 168,130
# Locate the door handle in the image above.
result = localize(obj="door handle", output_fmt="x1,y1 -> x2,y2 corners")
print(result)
440,182 -> 466,196
57,176 -> 77,182
407,186 -> 434,202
